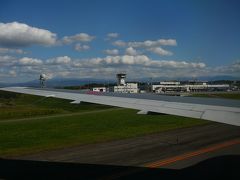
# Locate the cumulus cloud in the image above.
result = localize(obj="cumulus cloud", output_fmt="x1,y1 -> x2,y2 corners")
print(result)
0,68 -> 17,78
128,39 -> 177,48
0,55 -> 18,68
46,56 -> 71,65
0,22 -> 57,48
78,55 -> 204,70
113,39 -> 176,57
62,33 -> 95,44
113,39 -> 177,48
103,49 -> 119,55
157,39 -> 177,46
0,55 -> 16,64
0,54 -> 207,79
144,60 -> 205,69
212,61 -> 240,75
147,47 -> 173,56
125,47 -> 139,56
232,61 -> 240,69
87,55 -> 205,69
112,40 -> 127,47
1,53 -> 239,82
97,55 -> 150,65
0,48 -> 25,54
107,33 -> 119,38
74,43 -> 90,51
9,70 -> 16,77
19,57 -> 43,66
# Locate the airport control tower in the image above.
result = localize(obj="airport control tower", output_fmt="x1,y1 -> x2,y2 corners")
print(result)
116,73 -> 126,86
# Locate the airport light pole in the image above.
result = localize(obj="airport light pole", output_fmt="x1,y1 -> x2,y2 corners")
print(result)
150,77 -> 153,93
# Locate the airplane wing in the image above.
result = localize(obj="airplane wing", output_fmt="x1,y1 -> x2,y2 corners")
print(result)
1,87 -> 240,126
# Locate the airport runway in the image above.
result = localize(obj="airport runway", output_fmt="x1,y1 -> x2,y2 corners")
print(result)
17,123 -> 240,169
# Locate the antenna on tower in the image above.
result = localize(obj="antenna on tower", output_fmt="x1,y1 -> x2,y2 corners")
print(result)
39,73 -> 47,88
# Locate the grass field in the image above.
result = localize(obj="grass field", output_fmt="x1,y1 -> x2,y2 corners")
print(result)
0,90 -> 209,156
0,90 -> 112,120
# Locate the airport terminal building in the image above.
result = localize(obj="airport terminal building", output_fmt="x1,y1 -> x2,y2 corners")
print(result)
91,73 -> 231,94
152,81 -> 230,93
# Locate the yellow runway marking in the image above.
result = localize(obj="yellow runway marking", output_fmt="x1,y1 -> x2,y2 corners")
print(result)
145,138 -> 240,168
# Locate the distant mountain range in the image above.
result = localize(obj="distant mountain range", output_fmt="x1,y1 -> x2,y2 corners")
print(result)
135,76 -> 240,83
0,76 -> 239,88
0,78 -> 115,88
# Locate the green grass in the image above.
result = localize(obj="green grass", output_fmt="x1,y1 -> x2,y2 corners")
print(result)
0,90 -> 209,156
0,108 -> 209,156
0,90 -> 113,120
192,93 -> 240,100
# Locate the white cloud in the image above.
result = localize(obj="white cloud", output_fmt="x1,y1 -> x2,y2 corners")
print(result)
62,33 -> 95,44
0,55 -> 18,68
144,60 -> 206,69
147,47 -> 173,56
67,55 -> 208,79
91,55 -> 204,69
74,43 -> 90,51
9,70 -> 16,77
125,47 -> 139,56
47,56 -> 205,78
112,40 -> 127,47
211,61 -> 240,75
113,39 -> 177,48
46,56 -> 71,64
121,55 -> 149,65
232,61 -> 240,69
19,57 -> 43,66
1,53 -> 239,83
0,55 -> 16,64
128,39 -> 177,48
0,48 -> 25,54
0,22 -> 57,47
106,33 -> 119,39
89,55 -> 140,65
104,49 -> 119,55
157,39 -> 177,46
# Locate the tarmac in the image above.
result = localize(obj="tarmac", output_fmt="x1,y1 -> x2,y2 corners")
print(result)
1,122 -> 240,179
16,123 -> 240,167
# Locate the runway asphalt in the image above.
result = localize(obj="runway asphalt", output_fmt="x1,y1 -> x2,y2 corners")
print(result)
1,122 -> 240,179
16,123 -> 240,169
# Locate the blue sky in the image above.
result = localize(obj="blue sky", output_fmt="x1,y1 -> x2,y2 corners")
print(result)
0,0 -> 240,82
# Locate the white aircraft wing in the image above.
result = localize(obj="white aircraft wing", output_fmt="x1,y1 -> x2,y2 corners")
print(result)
1,87 -> 240,126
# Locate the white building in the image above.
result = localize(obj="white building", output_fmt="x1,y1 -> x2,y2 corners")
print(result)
160,81 -> 180,85
114,83 -> 138,93
152,81 -> 229,93
152,81 -> 182,93
92,87 -> 106,92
